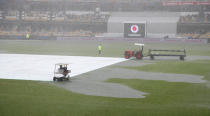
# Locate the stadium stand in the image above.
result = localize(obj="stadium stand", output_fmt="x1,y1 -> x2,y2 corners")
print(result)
0,0 -> 210,39
179,13 -> 210,23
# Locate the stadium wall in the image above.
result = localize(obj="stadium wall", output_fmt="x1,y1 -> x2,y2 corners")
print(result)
0,35 -> 207,44
106,12 -> 180,38
56,36 -> 208,44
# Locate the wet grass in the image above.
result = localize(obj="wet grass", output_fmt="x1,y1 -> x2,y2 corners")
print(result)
0,40 -> 130,57
124,60 -> 210,81
0,40 -> 210,57
1,40 -> 210,116
106,60 -> 210,115
107,78 -> 210,115
1,60 -> 210,116
1,78 -> 210,116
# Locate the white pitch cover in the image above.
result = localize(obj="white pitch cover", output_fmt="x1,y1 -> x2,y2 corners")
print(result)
0,54 -> 127,81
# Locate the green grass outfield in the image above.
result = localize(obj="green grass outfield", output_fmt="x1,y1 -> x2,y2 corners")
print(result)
0,40 -> 210,116
0,40 -> 210,57
124,60 -> 210,81
1,60 -> 210,116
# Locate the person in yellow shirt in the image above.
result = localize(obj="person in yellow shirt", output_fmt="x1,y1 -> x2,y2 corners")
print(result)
98,44 -> 102,54
26,33 -> 30,39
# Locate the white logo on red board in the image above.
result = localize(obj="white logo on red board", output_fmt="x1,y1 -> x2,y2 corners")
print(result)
130,25 -> 139,33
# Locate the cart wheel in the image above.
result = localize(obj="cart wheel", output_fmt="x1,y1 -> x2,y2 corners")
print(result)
53,77 -> 56,81
124,54 -> 130,59
136,55 -> 141,59
150,55 -> 154,60
124,51 -> 131,59
135,52 -> 143,60
66,75 -> 70,81
180,56 -> 184,61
